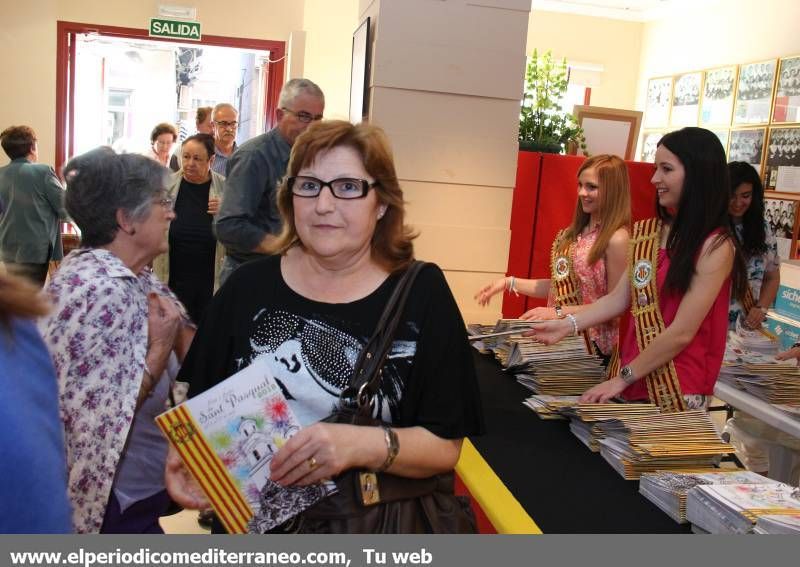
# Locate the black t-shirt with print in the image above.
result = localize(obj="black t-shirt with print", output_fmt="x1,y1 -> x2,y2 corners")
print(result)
180,255 -> 484,439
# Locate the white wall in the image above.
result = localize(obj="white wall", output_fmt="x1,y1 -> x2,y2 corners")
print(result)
636,0 -> 800,110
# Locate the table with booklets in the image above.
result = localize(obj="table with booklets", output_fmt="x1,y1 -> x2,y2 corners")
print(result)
469,350 -> 690,533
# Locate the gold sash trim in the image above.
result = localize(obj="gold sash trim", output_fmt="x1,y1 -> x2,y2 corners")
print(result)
741,284 -> 756,314
629,218 -> 686,413
550,229 -> 581,307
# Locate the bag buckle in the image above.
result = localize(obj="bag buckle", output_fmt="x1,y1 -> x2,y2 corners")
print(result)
359,472 -> 381,506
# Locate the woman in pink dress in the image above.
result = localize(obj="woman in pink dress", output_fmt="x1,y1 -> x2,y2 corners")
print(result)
475,154 -> 631,362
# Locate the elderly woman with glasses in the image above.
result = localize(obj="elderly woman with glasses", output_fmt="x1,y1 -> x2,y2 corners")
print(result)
166,120 -> 484,533
39,147 -> 195,533
153,133 -> 225,324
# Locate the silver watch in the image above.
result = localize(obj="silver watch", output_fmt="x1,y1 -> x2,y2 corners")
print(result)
619,365 -> 636,385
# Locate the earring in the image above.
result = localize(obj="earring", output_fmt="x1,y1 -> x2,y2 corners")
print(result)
377,206 -> 387,219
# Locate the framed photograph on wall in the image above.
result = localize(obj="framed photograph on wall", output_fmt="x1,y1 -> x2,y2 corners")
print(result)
764,126 -> 800,192
733,59 -> 777,125
764,196 -> 799,260
644,77 -> 673,128
728,128 -> 766,173
710,128 -> 730,157
772,55 -> 800,124
349,17 -> 371,124
639,130 -> 665,163
670,71 -> 702,127
572,105 -> 642,160
700,66 -> 737,127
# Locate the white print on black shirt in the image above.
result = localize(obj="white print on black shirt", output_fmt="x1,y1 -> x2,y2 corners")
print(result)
239,309 -> 417,426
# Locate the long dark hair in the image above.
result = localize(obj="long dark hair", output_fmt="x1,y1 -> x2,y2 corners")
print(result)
728,161 -> 767,257
656,127 -> 742,296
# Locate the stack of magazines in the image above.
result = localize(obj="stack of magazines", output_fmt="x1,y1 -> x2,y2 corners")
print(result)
686,482 -> 800,534
753,513 -> 800,534
522,396 -> 660,450
639,469 -> 776,523
560,403 -> 661,452
522,395 -> 581,419
729,319 -> 780,355
719,341 -> 800,408
593,411 -> 734,480
507,337 -> 606,395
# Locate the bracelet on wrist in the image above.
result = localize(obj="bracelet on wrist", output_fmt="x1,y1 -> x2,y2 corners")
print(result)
374,426 -> 399,473
505,276 -> 519,297
565,313 -> 578,336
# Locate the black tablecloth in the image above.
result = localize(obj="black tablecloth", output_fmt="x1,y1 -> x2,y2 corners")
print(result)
469,350 -> 691,533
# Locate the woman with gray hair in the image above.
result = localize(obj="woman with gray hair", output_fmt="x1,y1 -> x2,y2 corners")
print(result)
38,147 -> 194,533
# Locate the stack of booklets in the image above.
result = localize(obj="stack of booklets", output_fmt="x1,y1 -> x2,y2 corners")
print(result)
719,341 -> 800,407
156,357 -> 337,534
593,411 -> 734,480
522,395 -> 581,419
753,513 -> 800,534
560,403 -> 661,452
686,482 -> 800,534
729,319 -> 780,355
506,338 -> 607,395
639,469 -> 776,523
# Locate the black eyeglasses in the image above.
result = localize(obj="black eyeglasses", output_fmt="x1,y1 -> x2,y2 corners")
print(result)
288,176 -> 378,199
281,108 -> 323,123
214,120 -> 238,130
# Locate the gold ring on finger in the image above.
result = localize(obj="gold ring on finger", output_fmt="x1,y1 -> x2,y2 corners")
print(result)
307,456 -> 318,471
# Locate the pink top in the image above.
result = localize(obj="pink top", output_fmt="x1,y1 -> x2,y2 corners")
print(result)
549,225 -> 618,356
620,246 -> 731,400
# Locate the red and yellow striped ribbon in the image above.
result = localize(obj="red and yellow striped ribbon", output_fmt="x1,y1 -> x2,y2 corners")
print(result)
156,406 -> 254,533
629,218 -> 686,413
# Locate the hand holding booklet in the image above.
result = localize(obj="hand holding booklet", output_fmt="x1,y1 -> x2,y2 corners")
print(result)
156,356 -> 336,533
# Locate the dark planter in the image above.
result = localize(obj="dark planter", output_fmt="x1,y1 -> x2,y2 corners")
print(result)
519,139 -> 562,153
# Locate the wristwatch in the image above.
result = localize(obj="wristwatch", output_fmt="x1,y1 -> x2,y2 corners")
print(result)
554,305 -> 564,319
619,365 -> 636,385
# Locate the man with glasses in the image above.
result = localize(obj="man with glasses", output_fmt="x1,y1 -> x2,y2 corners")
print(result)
210,103 -> 238,176
215,78 -> 324,285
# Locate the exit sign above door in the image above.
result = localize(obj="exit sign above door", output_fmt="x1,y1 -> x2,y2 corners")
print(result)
149,18 -> 201,41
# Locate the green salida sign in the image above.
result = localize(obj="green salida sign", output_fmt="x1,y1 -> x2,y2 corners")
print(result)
149,18 -> 201,41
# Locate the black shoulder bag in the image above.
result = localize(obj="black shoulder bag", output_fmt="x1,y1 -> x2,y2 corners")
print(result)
295,261 -> 478,534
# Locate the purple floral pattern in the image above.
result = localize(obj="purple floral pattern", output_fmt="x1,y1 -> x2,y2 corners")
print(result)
38,248 -> 179,533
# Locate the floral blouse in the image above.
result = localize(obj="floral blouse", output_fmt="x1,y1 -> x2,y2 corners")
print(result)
38,248 -> 182,533
728,221 -> 780,328
569,225 -> 617,356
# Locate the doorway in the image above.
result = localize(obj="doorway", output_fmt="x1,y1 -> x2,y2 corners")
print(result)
56,21 -> 285,169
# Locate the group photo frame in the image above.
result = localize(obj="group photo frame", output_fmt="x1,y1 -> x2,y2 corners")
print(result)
765,125 -> 800,192
700,65 -> 737,127
728,127 -> 766,172
670,71 -> 703,127
644,76 -> 673,128
733,59 -> 778,126
639,130 -> 666,162
772,54 -> 800,124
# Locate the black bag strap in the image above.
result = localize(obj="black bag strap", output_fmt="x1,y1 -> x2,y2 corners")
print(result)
339,261 -> 426,414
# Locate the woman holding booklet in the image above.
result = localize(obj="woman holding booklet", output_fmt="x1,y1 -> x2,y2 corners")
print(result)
167,120 -> 484,533
474,154 -> 631,366
530,127 -> 744,412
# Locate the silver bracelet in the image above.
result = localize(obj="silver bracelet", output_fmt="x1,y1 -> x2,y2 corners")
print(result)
565,313 -> 578,336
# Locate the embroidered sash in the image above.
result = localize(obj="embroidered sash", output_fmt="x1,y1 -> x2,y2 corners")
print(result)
550,229 -> 620,379
550,229 -> 581,307
628,218 -> 686,413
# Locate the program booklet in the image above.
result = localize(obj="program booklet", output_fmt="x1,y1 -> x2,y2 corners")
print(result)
156,356 -> 336,533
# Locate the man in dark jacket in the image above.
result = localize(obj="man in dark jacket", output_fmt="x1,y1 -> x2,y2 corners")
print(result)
0,125 -> 67,286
